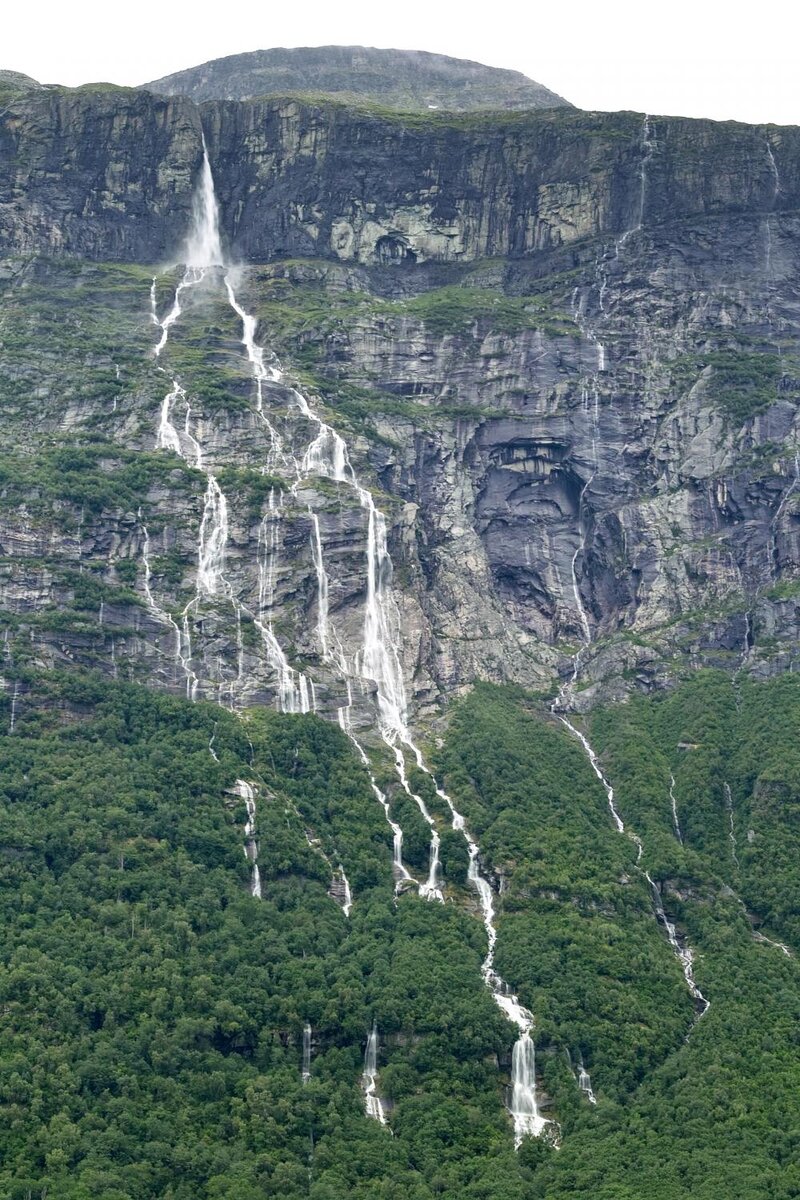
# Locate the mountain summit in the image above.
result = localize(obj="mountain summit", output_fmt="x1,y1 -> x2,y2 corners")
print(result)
144,45 -> 573,112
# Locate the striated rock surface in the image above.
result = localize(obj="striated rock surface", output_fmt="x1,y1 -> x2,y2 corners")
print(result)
1,86 -> 799,266
0,86 -> 799,721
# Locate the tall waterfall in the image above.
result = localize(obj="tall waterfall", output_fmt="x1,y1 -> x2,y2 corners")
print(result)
233,779 -> 262,898
362,1024 -> 387,1123
147,145 -> 551,1143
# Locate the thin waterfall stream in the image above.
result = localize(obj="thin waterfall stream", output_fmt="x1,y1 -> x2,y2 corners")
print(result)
554,149 -> 710,1038
302,1022 -> 312,1085
232,779 -> 262,898
362,1024 -> 387,1123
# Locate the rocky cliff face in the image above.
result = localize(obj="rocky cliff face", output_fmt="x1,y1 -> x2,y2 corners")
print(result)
3,83 -> 799,265
1,81 -> 799,723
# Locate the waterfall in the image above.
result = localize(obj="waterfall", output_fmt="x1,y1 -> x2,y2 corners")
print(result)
148,147 -> 557,1142
647,874 -> 709,1017
569,471 -> 595,646
635,115 -> 655,232
208,725 -> 219,761
362,1024 -> 387,1123
771,452 -> 800,579
223,277 -> 288,470
309,511 -> 332,661
724,782 -> 740,869
557,716 -> 633,844
753,930 -> 792,957
302,1022 -> 312,1084
566,292 -> 605,645
338,688 -> 414,890
8,679 -> 20,732
577,1061 -> 597,1105
156,379 -> 183,455
559,712 -> 709,1017
184,142 -> 223,268
338,865 -> 353,917
618,114 -> 655,248
233,779 -> 262,898
197,477 -> 229,596
669,774 -> 683,844
765,139 -> 781,201
509,1033 -> 548,1145
138,508 -> 197,697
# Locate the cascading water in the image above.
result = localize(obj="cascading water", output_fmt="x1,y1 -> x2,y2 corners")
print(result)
724,782 -> 740,869
197,477 -> 229,596
510,1034 -> 548,1145
362,1024 -> 387,1123
766,139 -> 781,201
577,1061 -> 597,1105
338,688 -> 414,890
149,164 -> 313,716
558,710 -> 709,1018
223,276 -> 288,471
669,774 -> 683,844
302,1022 -> 312,1084
8,679 -> 20,732
555,155 -> 709,1028
632,116 -> 655,236
752,929 -> 792,958
147,145 -> 554,1141
771,453 -> 800,579
138,508 -> 197,697
208,725 -> 219,761
233,779 -> 262,898
647,875 -> 709,1017
338,865 -> 353,917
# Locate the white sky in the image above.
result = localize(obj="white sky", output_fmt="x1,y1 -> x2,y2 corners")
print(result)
4,0 -> 800,126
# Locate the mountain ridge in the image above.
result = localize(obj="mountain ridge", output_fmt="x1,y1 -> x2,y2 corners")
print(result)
143,44 -> 574,112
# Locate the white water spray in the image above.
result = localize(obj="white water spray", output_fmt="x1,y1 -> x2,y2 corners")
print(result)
765,140 -> 781,202
337,864 -> 353,917
302,1022 -> 312,1084
724,782 -> 740,869
8,679 -> 20,732
669,773 -> 683,844
150,146 -> 555,1140
560,713 -> 709,1016
233,779 -> 262,898
138,509 -> 197,697
577,1060 -> 597,1105
362,1024 -> 387,1123
197,477 -> 229,596
771,453 -> 800,579
647,874 -> 709,1017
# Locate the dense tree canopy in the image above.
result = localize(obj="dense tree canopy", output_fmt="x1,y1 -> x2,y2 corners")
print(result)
1,669 -> 799,1197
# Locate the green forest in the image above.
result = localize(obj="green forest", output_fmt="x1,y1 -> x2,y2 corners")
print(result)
1,668 -> 799,1198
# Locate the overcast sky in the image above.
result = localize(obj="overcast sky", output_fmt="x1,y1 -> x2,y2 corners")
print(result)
4,0 -> 799,125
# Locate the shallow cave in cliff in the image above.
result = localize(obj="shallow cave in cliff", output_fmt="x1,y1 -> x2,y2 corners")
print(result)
375,234 -> 417,265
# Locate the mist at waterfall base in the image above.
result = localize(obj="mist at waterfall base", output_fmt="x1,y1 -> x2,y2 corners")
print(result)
146,147 -> 552,1143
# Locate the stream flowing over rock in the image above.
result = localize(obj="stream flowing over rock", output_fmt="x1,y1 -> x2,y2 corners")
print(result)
1,76 -> 799,714
2,47 -> 800,1187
